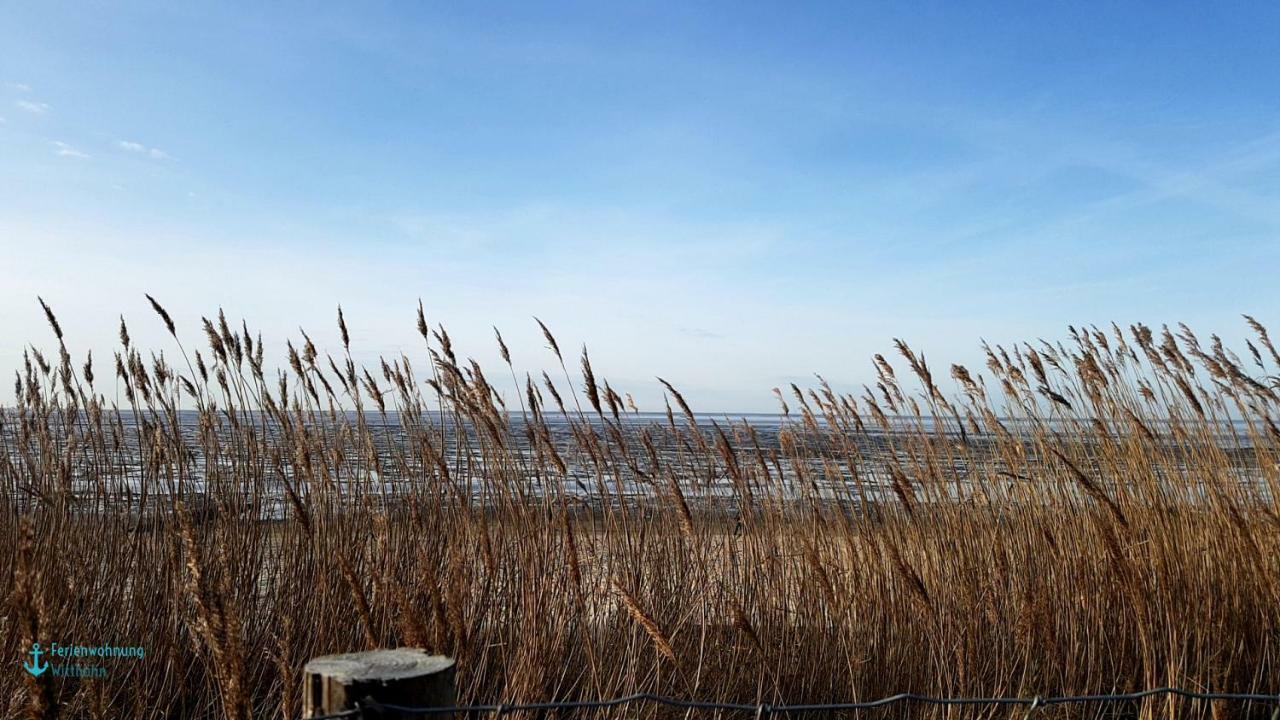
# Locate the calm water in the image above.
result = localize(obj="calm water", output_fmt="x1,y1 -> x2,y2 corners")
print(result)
0,409 -> 1266,517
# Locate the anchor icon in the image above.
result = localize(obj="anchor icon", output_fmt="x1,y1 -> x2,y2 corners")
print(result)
23,643 -> 48,677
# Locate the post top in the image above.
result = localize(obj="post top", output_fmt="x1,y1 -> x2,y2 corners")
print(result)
304,649 -> 455,683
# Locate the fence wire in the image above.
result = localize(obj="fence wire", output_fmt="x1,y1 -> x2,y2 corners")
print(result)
310,688 -> 1280,719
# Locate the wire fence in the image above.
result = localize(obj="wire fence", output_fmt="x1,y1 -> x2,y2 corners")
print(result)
311,688 -> 1280,719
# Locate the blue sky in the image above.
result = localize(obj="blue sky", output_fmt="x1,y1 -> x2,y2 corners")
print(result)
2,2 -> 1279,411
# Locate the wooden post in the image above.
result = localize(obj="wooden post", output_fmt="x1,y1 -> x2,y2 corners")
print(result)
303,649 -> 455,719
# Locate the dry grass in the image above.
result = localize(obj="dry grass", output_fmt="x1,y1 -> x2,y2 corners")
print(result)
2,301 -> 1279,719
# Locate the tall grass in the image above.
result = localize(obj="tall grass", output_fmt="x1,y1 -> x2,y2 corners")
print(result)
2,301 -> 1278,719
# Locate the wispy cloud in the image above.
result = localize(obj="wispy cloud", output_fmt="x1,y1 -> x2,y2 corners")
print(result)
8,82 -> 31,92
16,100 -> 49,114
117,139 -> 173,160
679,327 -> 724,340
52,141 -> 90,159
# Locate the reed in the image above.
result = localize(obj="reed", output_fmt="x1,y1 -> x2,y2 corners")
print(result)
1,301 -> 1278,719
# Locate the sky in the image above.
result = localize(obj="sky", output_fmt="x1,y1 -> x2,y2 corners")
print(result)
2,2 -> 1279,412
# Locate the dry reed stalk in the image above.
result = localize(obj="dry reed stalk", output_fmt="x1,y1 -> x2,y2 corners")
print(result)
1,303 -> 1278,719
611,580 -> 678,664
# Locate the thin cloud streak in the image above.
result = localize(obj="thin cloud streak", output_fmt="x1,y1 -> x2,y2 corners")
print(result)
16,99 -> 49,114
117,139 -> 173,160
52,141 -> 90,159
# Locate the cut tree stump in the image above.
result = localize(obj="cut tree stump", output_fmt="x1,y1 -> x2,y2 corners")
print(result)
303,649 -> 456,719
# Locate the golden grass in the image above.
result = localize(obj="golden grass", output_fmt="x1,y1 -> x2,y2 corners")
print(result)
1,301 -> 1279,719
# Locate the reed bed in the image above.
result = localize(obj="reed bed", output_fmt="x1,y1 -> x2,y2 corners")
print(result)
2,300 -> 1279,719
